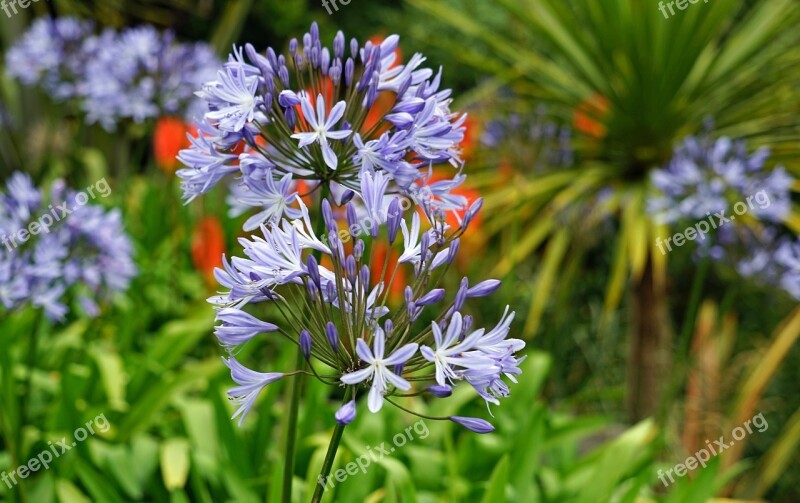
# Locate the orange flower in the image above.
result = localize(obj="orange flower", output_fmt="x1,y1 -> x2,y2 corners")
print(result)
371,242 -> 406,306
191,216 -> 226,286
573,93 -> 609,139
154,117 -> 193,173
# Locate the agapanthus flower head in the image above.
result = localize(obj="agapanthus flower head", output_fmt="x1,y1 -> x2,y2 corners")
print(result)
177,23 -> 472,231
82,26 -> 219,130
5,16 -> 94,100
649,133 -> 792,224
211,193 -> 524,430
6,17 -> 220,131
732,230 -> 800,301
0,173 -> 136,320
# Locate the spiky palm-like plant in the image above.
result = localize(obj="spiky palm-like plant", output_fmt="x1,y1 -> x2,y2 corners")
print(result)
408,0 -> 800,420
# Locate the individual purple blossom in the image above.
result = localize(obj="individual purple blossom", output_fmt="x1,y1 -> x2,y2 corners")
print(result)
215,308 -> 279,348
223,356 -> 283,426
449,416 -> 495,434
291,94 -> 352,170
340,327 -> 419,412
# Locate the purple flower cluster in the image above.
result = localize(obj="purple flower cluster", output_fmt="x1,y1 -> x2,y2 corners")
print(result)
649,134 -> 792,224
5,17 -> 93,101
649,132 -> 798,300
0,173 -> 136,320
5,17 -> 219,131
732,229 -> 800,300
177,23 -> 470,230
212,175 -> 524,431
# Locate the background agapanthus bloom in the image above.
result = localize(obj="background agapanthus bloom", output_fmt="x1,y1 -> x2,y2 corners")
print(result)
5,17 -> 220,131
648,131 -> 798,300
0,173 -> 136,320
177,22 -> 470,231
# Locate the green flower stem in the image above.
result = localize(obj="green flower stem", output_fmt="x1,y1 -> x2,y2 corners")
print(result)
281,350 -> 305,503
311,387 -> 353,503
281,183 -> 330,503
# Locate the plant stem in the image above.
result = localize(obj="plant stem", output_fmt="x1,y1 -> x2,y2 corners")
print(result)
281,183 -> 330,503
311,387 -> 353,503
16,311 -> 44,503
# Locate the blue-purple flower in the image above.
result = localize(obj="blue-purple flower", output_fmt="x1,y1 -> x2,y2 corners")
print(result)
177,23 -> 470,227
209,192 -> 524,430
0,173 -> 136,320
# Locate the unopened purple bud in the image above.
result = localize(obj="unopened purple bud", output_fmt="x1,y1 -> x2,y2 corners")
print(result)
449,416 -> 495,434
353,240 -> 365,260
454,278 -> 469,311
310,22 -> 320,44
300,329 -> 312,359
417,288 -> 445,306
306,280 -> 319,301
467,279 -> 501,298
279,90 -> 300,108
294,53 -> 305,71
365,74 -> 379,108
345,58 -> 355,86
387,198 -> 402,244
289,38 -> 298,55
335,400 -> 356,425
340,189 -> 356,205
346,204 -> 359,232
334,31 -> 345,59
406,301 -> 416,317
393,363 -> 404,375
346,255 -> 357,284
386,112 -> 414,129
306,255 -> 321,285
447,238 -> 460,264
427,385 -> 452,398
329,64 -> 342,85
267,47 -> 278,69
303,33 -> 312,49
279,65 -> 290,87
462,315 -> 473,334
350,38 -> 359,59
321,47 -> 331,74
397,75 -> 413,99
326,322 -> 339,352
310,46 -> 320,68
462,198 -> 484,229
405,286 -> 414,306
420,232 -> 431,263
322,199 -> 338,234
326,281 -> 337,302
384,319 -> 393,336
359,265 -> 370,289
